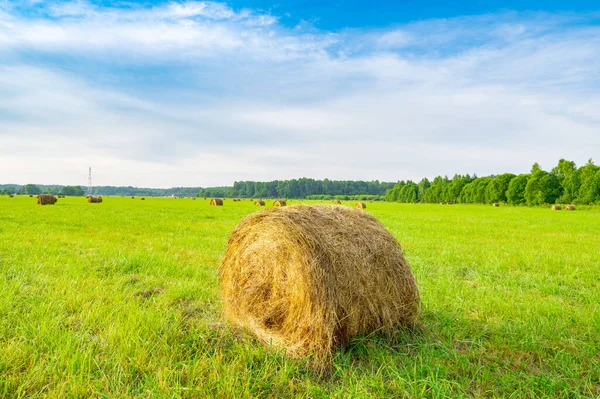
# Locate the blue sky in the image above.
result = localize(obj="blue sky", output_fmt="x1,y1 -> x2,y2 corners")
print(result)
0,0 -> 599,187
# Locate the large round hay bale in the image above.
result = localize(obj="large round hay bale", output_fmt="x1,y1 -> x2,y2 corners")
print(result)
273,200 -> 286,207
254,200 -> 265,206
211,198 -> 224,206
552,205 -> 562,211
493,203 -> 500,207
88,196 -> 103,203
220,205 -> 420,364
355,202 -> 367,209
37,194 -> 57,205
332,200 -> 342,205
565,204 -> 575,210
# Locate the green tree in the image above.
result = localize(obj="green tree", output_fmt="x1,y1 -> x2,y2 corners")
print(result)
552,159 -> 580,203
486,173 -> 516,203
576,160 -> 600,204
506,174 -> 528,205
525,163 -> 561,206
23,184 -> 42,195
60,186 -> 85,196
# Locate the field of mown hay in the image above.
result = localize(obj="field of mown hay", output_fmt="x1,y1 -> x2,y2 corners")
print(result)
0,196 -> 599,398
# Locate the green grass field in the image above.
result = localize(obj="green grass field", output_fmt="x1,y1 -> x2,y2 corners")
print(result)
1,196 -> 599,398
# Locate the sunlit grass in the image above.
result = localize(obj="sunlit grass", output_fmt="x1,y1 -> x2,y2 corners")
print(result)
0,196 -> 598,398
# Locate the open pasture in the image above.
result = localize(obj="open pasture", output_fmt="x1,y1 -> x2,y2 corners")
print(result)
0,196 -> 599,398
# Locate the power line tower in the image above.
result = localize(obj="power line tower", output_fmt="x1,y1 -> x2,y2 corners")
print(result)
87,167 -> 92,197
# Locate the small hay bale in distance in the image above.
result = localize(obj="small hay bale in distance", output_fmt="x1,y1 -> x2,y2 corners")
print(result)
565,204 -> 576,211
88,196 -> 103,203
273,200 -> 286,207
332,200 -> 342,205
9,194 -> 14,198
552,205 -> 562,211
254,200 -> 265,206
355,202 -> 367,209
210,198 -> 224,206
220,205 -> 420,365
493,203 -> 500,207
141,197 -> 145,201
37,194 -> 57,205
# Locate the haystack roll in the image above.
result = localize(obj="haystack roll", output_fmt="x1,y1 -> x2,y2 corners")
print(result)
37,194 -> 57,205
254,200 -> 265,206
273,200 -> 286,207
332,200 -> 342,204
565,204 -> 575,211
493,203 -> 500,207
211,198 -> 224,206
88,196 -> 103,203
220,205 -> 420,364
552,205 -> 562,211
355,202 -> 367,209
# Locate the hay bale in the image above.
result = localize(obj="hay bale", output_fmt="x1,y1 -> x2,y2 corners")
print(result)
141,197 -> 145,201
211,198 -> 224,206
440,202 -> 446,205
565,204 -> 576,211
493,203 -> 500,207
273,200 -> 287,207
332,200 -> 342,204
29,195 -> 33,198
9,194 -> 14,198
220,205 -> 419,365
552,205 -> 562,211
88,196 -> 103,203
355,202 -> 367,209
254,200 -> 265,206
37,194 -> 57,205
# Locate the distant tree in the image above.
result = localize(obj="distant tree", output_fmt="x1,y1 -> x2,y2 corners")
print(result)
525,163 -> 561,206
60,185 -> 85,196
552,159 -> 580,203
506,174 -> 528,205
459,177 -> 491,203
486,173 -> 516,203
576,159 -> 600,204
23,184 -> 42,195
417,178 -> 430,202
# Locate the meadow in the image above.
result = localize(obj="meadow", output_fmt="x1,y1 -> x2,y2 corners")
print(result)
0,196 -> 598,398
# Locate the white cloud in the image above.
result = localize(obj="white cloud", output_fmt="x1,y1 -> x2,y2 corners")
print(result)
0,1 -> 599,187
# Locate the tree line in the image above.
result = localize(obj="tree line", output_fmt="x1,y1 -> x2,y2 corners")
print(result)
198,179 -> 394,199
0,185 -> 200,197
0,184 -> 84,196
385,159 -> 600,205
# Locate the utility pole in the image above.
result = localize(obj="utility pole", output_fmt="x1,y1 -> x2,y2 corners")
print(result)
88,167 -> 92,197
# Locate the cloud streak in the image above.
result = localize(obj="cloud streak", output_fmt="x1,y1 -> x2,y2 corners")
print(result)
0,1 -> 599,187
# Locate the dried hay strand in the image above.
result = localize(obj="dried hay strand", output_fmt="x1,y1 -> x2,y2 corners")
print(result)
254,200 -> 265,206
355,202 -> 367,209
37,194 -> 57,205
552,205 -> 562,211
88,196 -> 103,203
332,200 -> 342,204
273,200 -> 287,207
565,204 -> 576,211
211,198 -> 224,206
219,205 -> 420,366
493,203 -> 500,207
